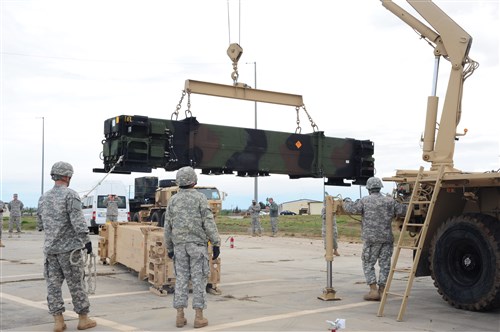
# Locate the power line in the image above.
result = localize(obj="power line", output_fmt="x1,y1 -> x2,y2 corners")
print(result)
1,52 -> 225,65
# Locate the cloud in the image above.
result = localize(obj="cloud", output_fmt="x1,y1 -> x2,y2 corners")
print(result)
1,0 -> 498,210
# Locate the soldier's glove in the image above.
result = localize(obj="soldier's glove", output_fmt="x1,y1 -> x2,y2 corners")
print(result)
85,242 -> 92,254
168,251 -> 174,259
212,246 -> 220,260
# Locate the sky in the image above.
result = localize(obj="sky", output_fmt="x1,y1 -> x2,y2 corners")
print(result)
1,0 -> 499,211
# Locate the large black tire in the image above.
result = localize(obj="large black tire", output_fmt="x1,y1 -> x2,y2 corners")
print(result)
151,211 -> 161,225
157,212 -> 166,228
429,214 -> 500,311
132,212 -> 141,222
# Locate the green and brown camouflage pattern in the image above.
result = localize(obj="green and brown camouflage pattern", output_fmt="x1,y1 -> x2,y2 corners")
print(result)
94,115 -> 374,186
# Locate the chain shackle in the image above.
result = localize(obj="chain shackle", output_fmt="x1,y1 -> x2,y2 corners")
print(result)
231,62 -> 239,84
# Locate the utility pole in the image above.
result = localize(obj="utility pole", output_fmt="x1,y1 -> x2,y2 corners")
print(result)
36,117 -> 45,195
252,61 -> 258,203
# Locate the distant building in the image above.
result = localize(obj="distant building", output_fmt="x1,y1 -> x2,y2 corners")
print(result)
308,201 -> 323,215
279,199 -> 322,215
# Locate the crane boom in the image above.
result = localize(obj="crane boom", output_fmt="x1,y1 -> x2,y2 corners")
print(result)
381,0 -> 475,170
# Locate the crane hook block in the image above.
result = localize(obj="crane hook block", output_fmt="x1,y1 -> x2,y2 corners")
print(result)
227,43 -> 243,63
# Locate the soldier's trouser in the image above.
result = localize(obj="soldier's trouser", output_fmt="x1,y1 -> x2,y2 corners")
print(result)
107,215 -> 118,222
251,217 -> 261,234
9,215 -> 21,233
173,243 -> 209,310
0,213 -> 3,238
322,219 -> 339,250
270,217 -> 278,234
362,242 -> 393,286
44,251 -> 90,315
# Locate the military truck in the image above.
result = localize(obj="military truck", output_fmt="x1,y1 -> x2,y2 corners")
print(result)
130,176 -> 222,227
376,0 -> 500,315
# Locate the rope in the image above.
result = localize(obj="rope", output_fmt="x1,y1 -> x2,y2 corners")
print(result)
70,248 -> 97,295
82,155 -> 124,199
227,0 -> 241,45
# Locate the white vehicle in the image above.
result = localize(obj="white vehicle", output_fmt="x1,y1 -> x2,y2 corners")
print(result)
81,180 -> 130,234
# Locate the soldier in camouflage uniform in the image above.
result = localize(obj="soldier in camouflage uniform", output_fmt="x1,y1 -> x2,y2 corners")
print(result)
103,194 -> 123,221
164,166 -> 221,328
8,193 -> 24,237
268,198 -> 279,237
248,200 -> 262,236
343,177 -> 406,301
0,199 -> 5,247
37,161 -> 97,332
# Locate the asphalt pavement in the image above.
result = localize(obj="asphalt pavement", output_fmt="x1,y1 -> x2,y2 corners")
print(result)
1,231 -> 499,331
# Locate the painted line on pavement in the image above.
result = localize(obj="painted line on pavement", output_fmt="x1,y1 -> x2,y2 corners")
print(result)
184,300 -> 380,332
221,278 -> 284,286
0,291 -> 143,331
33,290 -> 151,304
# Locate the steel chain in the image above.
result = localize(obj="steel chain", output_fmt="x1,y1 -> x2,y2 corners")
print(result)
172,90 -> 193,120
185,92 -> 192,118
172,90 -> 186,120
295,105 -> 318,133
301,104 -> 318,132
295,106 -> 302,134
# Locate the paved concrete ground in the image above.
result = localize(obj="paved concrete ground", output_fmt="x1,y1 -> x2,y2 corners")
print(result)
1,231 -> 499,331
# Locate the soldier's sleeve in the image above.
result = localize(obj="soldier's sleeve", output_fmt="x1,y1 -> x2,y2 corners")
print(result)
394,200 -> 407,217
36,197 -> 44,231
344,199 -> 363,215
68,192 -> 90,244
164,204 -> 174,252
200,196 -> 220,246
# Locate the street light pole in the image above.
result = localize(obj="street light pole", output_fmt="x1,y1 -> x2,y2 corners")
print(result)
252,62 -> 258,203
37,117 -> 45,195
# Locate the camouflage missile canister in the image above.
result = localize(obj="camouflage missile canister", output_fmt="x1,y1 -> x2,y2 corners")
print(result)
96,115 -> 374,186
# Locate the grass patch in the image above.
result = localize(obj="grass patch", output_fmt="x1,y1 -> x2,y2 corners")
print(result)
216,214 -> 362,242
6,214 -> 411,245
2,215 -> 38,231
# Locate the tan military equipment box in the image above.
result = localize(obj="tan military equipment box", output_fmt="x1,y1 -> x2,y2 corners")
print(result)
98,222 -> 221,296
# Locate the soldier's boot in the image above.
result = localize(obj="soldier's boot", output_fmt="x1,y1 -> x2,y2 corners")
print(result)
53,314 -> 66,332
194,308 -> 208,328
363,283 -> 381,301
77,314 -> 97,330
333,249 -> 340,256
0,240 -> 5,247
176,308 -> 187,328
378,285 -> 385,297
